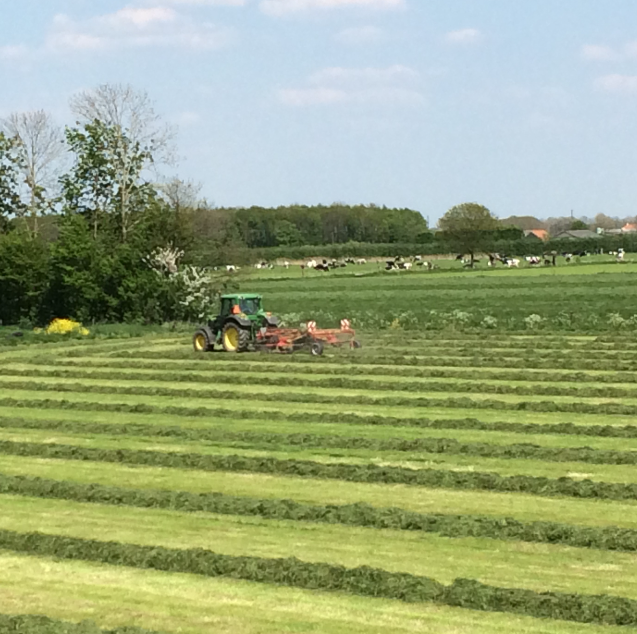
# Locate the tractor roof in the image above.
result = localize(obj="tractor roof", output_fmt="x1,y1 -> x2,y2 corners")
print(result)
221,293 -> 262,300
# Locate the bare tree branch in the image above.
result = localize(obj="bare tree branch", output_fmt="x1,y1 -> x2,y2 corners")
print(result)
1,110 -> 65,236
69,83 -> 176,166
158,177 -> 203,212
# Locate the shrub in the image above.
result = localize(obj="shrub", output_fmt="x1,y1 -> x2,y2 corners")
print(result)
43,318 -> 89,336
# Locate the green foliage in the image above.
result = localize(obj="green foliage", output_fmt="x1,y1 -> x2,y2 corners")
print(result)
438,203 -> 499,260
197,204 -> 430,250
570,219 -> 589,230
2,528 -> 637,626
0,231 -> 49,325
61,120 -> 155,243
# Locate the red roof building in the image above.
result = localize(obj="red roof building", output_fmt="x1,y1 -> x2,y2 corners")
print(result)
524,229 -> 550,241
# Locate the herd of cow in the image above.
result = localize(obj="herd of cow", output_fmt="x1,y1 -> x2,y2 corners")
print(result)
218,247 -> 624,274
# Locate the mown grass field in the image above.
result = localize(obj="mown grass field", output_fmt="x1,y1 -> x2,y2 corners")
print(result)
2,321 -> 637,634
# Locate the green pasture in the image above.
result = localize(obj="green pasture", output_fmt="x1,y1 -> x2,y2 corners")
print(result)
240,261 -> 637,331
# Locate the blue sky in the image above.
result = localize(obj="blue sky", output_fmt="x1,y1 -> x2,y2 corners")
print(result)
1,0 -> 636,225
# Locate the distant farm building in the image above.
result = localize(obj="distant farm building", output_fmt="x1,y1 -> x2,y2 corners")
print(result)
553,229 -> 601,240
524,229 -> 550,242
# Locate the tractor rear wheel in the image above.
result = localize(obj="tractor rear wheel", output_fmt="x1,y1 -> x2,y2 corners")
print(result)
193,328 -> 214,352
222,322 -> 250,353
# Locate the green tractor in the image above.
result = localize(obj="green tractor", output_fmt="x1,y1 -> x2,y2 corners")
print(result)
192,293 -> 278,353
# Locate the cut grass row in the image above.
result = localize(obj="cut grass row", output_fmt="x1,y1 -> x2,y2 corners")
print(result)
4,439 -> 637,499
4,392 -> 637,433
3,554 -> 622,634
3,407 -> 637,450
2,455 -> 634,529
3,525 -> 637,626
106,347 -> 637,372
0,614 -> 157,634
28,355 -> 637,386
8,364 -> 637,399
3,426 -> 637,483
3,414 -> 637,467
7,377 -> 637,415
7,472 -> 637,554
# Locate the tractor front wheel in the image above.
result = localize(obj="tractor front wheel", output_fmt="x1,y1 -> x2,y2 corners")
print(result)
193,328 -> 214,352
222,322 -> 250,353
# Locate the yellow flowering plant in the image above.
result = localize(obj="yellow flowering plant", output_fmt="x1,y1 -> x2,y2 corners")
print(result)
42,318 -> 90,336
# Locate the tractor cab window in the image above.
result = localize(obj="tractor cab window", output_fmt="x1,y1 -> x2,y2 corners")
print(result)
220,298 -> 232,316
239,298 -> 260,315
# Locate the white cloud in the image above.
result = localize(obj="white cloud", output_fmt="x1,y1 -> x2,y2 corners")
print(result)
309,64 -> 417,85
45,7 -> 233,53
278,64 -> 423,107
260,0 -> 404,17
581,41 -> 637,63
595,74 -> 637,94
0,45 -> 31,62
152,0 -> 245,4
445,28 -> 483,45
334,25 -> 383,45
279,87 -> 348,106
581,45 -> 621,62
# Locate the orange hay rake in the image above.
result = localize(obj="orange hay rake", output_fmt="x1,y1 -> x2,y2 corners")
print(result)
255,319 -> 360,356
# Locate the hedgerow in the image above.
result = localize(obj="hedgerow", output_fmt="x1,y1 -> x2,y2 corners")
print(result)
2,529 -> 637,626
1,440 -> 637,501
1,416 -> 637,466
2,399 -> 637,440
5,366 -> 637,400
5,379 -> 637,415
5,473 -> 637,553
0,614 -> 158,634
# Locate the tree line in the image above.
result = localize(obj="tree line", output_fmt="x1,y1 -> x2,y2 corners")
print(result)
0,84 -> 199,327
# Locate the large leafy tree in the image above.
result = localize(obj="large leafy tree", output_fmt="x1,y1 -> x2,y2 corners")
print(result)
61,119 -> 156,242
438,202 -> 499,267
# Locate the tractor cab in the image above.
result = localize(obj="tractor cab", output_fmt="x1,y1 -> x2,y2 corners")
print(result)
215,294 -> 265,321
219,294 -> 263,318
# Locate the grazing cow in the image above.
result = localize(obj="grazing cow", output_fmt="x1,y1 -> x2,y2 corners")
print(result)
525,256 -> 541,266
